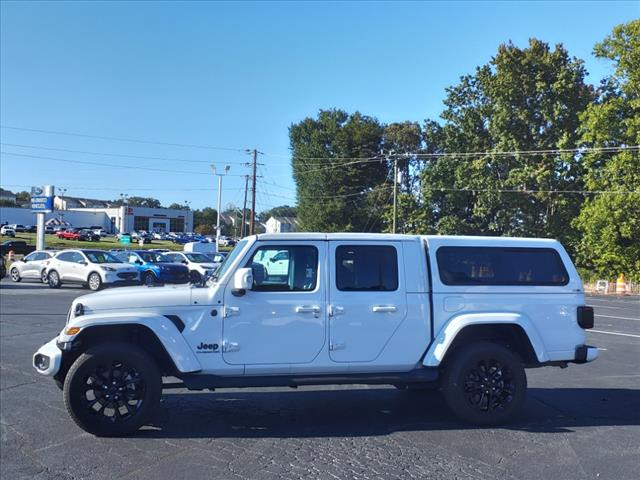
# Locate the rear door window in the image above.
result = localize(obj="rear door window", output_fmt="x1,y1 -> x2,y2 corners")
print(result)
436,247 -> 569,286
56,252 -> 75,262
335,245 -> 398,291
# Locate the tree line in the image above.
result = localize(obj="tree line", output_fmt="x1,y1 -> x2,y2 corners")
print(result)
289,21 -> 639,280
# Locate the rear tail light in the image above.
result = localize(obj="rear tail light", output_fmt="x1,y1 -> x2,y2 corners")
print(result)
577,306 -> 594,329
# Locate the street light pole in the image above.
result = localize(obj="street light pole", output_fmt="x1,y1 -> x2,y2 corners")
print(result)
211,165 -> 230,248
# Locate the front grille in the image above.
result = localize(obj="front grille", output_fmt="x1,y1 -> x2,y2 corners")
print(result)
117,272 -> 137,280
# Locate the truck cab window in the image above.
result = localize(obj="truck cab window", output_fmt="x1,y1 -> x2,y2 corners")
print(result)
336,245 -> 398,291
246,245 -> 318,292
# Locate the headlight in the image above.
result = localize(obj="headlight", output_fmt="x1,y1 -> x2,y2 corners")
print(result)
100,266 -> 116,272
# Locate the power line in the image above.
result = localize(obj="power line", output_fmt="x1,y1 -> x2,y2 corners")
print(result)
266,145 -> 639,161
0,142 -> 275,165
0,125 -> 246,152
0,184 -> 242,192
2,124 -> 637,160
0,151 -> 250,176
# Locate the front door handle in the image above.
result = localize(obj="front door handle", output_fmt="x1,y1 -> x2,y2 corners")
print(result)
372,305 -> 397,313
224,306 -> 240,317
295,305 -> 320,313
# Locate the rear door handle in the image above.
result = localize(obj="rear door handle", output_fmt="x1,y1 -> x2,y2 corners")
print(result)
295,305 -> 320,313
372,305 -> 397,313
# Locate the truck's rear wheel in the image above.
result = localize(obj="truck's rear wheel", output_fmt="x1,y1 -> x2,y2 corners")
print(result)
441,342 -> 526,425
63,342 -> 161,437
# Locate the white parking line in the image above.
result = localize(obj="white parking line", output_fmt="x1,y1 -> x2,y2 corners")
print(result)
589,329 -> 640,338
587,303 -> 637,311
587,298 -> 640,305
595,314 -> 640,321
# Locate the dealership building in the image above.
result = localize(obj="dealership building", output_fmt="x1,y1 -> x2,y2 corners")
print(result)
1,194 -> 193,233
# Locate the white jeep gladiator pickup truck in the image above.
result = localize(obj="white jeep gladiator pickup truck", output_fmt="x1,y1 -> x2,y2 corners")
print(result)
33,233 -> 597,436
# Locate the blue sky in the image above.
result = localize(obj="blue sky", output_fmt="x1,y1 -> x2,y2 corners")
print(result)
1,1 -> 637,212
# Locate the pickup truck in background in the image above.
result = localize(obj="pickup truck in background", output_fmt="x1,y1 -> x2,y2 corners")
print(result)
1,240 -> 37,256
33,233 -> 597,436
56,229 -> 81,241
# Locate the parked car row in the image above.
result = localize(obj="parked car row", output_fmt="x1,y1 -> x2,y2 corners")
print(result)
3,247 -> 229,290
56,228 -> 101,241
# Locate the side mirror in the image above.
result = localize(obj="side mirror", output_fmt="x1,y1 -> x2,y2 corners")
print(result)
136,260 -> 143,265
232,268 -> 253,297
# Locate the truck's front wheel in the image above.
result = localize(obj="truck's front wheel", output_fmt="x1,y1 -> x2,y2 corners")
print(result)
63,342 -> 161,436
441,342 -> 526,425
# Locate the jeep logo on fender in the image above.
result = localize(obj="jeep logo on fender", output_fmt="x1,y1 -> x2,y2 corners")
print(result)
196,342 -> 219,353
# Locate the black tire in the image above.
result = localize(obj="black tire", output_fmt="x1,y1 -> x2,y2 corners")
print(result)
48,270 -> 62,288
10,267 -> 21,282
142,271 -> 156,286
189,270 -> 201,284
63,342 -> 161,437
441,342 -> 526,425
40,269 -> 48,283
88,272 -> 102,291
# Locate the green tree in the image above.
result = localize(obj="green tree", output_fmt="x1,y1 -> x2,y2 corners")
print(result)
573,20 -> 640,280
167,203 -> 189,210
15,191 -> 30,203
111,197 -> 162,208
193,207 -> 218,233
257,205 -> 298,223
420,39 -> 594,246
290,109 -> 387,232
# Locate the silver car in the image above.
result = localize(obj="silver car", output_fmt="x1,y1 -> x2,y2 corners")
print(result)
9,250 -> 56,283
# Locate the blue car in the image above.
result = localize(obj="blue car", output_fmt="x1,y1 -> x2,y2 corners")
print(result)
114,250 -> 190,285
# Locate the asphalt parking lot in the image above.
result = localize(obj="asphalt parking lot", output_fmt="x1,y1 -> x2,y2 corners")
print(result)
1,279 -> 638,480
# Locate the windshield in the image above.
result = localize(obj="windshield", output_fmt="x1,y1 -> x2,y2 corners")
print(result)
185,253 -> 212,263
213,239 -> 249,280
139,252 -> 170,263
85,251 -> 122,264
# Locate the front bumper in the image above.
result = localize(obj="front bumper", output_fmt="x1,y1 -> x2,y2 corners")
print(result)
33,338 -> 63,376
574,344 -> 598,364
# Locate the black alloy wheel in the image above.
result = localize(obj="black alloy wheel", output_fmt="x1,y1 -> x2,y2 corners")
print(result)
63,342 -> 161,436
441,342 -> 526,425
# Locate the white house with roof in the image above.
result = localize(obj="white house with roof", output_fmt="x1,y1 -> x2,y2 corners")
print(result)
265,216 -> 299,233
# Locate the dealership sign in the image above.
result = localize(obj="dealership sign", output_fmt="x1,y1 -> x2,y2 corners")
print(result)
31,185 -> 54,213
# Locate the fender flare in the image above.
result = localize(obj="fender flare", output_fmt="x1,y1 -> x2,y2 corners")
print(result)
422,312 -> 548,367
60,312 -> 202,373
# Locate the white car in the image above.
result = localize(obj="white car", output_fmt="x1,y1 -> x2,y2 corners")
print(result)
1,226 -> 16,236
9,250 -> 56,283
34,233 -> 597,436
164,251 -> 219,283
45,249 -> 139,291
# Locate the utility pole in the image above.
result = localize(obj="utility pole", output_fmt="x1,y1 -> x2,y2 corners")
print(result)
249,149 -> 258,235
241,175 -> 249,238
392,155 -> 398,234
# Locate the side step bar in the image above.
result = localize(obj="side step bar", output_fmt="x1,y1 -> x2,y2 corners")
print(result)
178,368 -> 439,391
